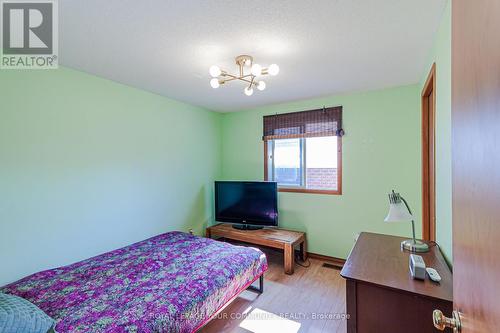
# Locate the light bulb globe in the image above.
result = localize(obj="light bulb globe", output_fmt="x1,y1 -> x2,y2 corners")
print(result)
257,81 -> 266,91
209,65 -> 221,78
268,64 -> 280,76
244,87 -> 254,96
251,64 -> 262,76
210,78 -> 220,89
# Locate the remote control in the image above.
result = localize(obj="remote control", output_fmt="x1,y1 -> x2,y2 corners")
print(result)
426,267 -> 441,282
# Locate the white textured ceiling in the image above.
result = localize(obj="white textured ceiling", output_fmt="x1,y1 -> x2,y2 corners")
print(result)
60,0 -> 446,112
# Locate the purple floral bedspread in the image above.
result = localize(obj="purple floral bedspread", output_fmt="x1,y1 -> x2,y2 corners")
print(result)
1,231 -> 268,332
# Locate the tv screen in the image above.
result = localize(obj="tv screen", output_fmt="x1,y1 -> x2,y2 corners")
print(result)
215,181 -> 278,227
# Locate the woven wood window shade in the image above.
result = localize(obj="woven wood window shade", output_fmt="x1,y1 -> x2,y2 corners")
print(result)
262,106 -> 344,141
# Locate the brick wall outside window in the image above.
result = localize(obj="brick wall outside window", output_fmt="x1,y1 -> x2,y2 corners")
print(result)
306,168 -> 337,190
274,167 -> 337,190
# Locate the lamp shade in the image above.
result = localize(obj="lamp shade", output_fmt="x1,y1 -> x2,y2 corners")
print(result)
385,201 -> 413,222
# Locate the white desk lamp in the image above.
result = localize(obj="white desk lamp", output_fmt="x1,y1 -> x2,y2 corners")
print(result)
385,190 -> 429,253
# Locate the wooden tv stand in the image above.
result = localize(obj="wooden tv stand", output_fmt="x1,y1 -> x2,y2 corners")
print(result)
206,223 -> 307,275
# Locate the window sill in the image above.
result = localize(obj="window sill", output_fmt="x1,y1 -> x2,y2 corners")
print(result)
278,187 -> 342,195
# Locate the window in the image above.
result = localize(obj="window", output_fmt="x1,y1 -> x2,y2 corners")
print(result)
263,107 -> 343,194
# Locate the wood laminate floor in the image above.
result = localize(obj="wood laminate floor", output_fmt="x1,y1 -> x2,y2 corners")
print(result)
200,246 -> 347,333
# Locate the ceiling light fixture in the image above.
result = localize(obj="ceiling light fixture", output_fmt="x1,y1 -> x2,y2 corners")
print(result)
209,55 -> 279,96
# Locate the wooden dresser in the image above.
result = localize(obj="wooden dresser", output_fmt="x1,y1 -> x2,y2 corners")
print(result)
340,232 -> 453,333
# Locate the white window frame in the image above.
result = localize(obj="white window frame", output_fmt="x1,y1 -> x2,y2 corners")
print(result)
265,136 -> 342,195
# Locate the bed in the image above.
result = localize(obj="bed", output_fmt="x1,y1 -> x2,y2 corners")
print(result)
0,231 -> 268,332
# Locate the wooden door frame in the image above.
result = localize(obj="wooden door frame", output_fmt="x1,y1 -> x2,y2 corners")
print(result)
422,63 -> 436,241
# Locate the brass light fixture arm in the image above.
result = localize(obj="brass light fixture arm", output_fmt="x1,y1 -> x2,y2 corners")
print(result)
248,75 -> 255,89
220,73 -> 258,86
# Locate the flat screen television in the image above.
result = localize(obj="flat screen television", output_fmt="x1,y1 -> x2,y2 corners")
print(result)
215,181 -> 278,230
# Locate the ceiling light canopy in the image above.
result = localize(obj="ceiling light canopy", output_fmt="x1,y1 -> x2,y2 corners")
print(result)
209,55 -> 279,96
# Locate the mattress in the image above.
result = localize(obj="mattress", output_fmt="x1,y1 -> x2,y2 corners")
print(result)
1,231 -> 268,332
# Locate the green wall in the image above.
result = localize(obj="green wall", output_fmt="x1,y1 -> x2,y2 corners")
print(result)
0,4 -> 452,285
421,0 -> 452,263
220,84 -> 422,259
0,67 -> 221,285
